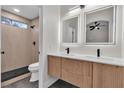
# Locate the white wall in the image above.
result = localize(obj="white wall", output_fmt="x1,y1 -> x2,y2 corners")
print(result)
39,6 -> 60,88
60,5 -> 123,58
122,6 -> 124,58
60,5 -> 75,17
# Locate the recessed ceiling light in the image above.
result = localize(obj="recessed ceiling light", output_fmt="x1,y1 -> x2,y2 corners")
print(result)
13,8 -> 20,13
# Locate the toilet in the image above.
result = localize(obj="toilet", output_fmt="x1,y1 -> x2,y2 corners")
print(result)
28,62 -> 39,82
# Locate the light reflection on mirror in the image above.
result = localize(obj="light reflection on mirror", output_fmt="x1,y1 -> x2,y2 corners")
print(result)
62,16 -> 78,43
85,6 -> 116,44
86,21 -> 109,43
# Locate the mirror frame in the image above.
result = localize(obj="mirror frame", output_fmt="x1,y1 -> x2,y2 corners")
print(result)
61,14 -> 81,46
84,5 -> 117,45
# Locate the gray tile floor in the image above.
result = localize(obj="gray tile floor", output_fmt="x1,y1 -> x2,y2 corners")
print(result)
3,77 -> 38,88
3,77 -> 78,88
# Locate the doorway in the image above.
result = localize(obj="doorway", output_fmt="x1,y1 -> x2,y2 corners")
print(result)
0,5 -> 40,88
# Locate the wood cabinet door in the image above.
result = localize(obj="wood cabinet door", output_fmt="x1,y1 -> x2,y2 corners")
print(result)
81,61 -> 93,88
62,58 -> 93,88
61,58 -> 83,87
48,56 -> 61,78
93,63 -> 124,88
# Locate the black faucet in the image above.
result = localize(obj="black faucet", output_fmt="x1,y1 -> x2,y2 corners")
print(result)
97,49 -> 100,57
65,48 -> 70,54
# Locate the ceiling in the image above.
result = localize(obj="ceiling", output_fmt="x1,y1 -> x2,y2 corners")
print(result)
2,5 -> 39,20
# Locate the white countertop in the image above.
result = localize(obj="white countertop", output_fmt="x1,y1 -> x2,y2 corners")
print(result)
48,52 -> 124,67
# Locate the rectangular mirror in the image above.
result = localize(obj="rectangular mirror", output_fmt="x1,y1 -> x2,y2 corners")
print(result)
85,6 -> 116,45
62,16 -> 79,44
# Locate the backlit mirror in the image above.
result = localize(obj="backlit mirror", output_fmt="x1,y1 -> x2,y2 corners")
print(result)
85,6 -> 116,44
62,16 -> 79,43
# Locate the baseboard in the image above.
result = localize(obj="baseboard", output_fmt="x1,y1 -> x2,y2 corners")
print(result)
1,73 -> 31,87
43,77 -> 58,88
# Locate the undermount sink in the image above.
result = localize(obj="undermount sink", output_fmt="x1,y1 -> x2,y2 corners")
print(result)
59,52 -> 78,56
56,52 -> 115,62
84,56 -> 114,61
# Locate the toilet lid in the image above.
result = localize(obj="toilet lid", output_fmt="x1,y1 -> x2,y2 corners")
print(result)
29,62 -> 39,68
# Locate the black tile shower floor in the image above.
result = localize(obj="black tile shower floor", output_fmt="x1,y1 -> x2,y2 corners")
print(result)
49,79 -> 79,88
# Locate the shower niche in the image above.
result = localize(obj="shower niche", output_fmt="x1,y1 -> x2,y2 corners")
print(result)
85,6 -> 116,45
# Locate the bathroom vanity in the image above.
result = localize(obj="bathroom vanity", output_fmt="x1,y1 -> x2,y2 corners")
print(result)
48,53 -> 124,88
47,5 -> 123,88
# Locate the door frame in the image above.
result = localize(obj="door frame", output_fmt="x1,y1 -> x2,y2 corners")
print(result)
38,6 -> 43,88
0,5 -> 1,88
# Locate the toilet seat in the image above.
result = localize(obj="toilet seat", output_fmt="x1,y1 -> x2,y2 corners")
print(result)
29,62 -> 39,68
28,66 -> 38,71
28,62 -> 39,70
